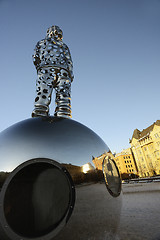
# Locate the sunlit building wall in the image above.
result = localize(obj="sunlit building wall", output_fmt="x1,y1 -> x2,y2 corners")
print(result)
92,153 -> 106,170
92,152 -> 114,170
114,148 -> 138,176
130,120 -> 160,177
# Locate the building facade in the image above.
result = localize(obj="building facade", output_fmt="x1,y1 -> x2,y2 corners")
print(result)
130,120 -> 160,177
92,153 -> 106,170
92,152 -> 115,170
114,148 -> 138,176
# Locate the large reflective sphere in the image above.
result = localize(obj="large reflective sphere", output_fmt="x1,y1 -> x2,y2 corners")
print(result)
0,117 -> 122,240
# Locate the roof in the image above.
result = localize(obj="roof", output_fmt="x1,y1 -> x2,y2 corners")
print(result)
131,120 -> 160,140
132,129 -> 141,140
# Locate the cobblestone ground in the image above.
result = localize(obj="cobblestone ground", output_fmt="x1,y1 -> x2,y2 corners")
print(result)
116,182 -> 160,240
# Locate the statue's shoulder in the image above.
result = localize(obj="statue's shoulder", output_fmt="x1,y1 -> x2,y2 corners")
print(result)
35,39 -> 47,49
61,42 -> 68,49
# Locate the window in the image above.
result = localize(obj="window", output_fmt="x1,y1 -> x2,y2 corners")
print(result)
125,161 -> 126,163
131,165 -> 133,167
155,133 -> 159,138
126,165 -> 128,168
124,157 -> 125,159
129,170 -> 131,172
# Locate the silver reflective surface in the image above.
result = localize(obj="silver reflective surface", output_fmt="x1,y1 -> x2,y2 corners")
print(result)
103,156 -> 121,197
0,117 -> 110,172
1,158 -> 75,240
32,25 -> 73,118
0,117 -> 122,240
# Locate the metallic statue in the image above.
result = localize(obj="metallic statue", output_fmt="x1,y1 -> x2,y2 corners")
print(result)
32,26 -> 74,118
0,25 -> 122,240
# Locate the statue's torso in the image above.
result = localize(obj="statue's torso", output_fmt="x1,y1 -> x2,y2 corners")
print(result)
33,38 -> 73,80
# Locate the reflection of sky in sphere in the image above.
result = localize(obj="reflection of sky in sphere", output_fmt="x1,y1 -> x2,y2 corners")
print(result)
0,118 -> 110,171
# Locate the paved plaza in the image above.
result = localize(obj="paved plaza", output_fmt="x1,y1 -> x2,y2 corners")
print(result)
0,181 -> 159,240
116,182 -> 160,240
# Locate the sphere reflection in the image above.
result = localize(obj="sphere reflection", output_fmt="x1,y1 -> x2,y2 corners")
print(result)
0,117 -> 122,240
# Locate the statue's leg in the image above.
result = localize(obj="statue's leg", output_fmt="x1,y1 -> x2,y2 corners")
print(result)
54,69 -> 72,118
32,67 -> 56,117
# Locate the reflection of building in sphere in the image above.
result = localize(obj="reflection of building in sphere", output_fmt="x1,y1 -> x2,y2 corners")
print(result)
92,152 -> 115,170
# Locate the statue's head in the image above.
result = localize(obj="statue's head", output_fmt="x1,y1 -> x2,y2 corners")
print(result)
46,25 -> 63,40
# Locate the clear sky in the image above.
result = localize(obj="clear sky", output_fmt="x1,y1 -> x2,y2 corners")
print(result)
0,0 -> 160,153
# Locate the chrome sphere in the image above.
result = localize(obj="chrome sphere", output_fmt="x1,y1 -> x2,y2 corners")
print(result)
0,117 -> 122,240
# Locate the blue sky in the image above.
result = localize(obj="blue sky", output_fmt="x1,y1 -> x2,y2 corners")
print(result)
0,0 -> 160,153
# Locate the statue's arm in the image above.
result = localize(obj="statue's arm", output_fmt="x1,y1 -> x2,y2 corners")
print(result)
63,44 -> 74,81
32,39 -> 46,69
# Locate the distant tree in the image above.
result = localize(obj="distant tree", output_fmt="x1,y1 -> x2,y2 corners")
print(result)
120,172 -> 139,180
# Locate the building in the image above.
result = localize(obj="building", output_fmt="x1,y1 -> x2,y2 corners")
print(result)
92,152 -> 115,170
92,153 -> 106,170
114,148 -> 138,176
130,120 -> 160,177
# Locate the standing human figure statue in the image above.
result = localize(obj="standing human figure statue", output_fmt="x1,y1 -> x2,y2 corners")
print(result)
32,25 -> 74,118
